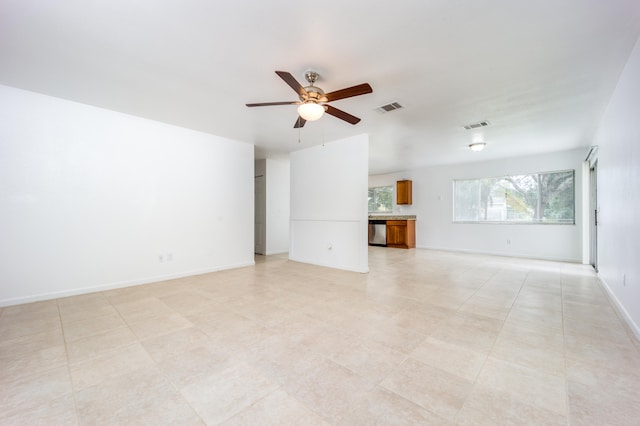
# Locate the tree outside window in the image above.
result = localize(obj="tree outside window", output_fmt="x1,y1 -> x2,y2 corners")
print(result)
368,186 -> 393,212
453,170 -> 575,224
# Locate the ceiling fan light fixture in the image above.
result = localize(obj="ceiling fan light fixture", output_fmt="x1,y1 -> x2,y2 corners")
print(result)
297,102 -> 325,121
469,142 -> 486,152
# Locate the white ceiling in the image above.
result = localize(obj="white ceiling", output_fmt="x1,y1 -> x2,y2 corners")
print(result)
1,1 -> 639,174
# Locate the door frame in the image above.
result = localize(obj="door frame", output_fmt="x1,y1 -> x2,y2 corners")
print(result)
586,146 -> 598,272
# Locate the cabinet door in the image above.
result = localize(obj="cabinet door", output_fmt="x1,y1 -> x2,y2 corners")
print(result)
386,220 -> 407,247
397,180 -> 412,205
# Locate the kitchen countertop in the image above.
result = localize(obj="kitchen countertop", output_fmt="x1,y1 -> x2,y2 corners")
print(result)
368,215 -> 416,220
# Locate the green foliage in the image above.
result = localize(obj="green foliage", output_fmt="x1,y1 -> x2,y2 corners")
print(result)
369,186 -> 393,212
454,170 -> 574,223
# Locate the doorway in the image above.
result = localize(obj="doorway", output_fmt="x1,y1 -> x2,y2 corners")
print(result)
254,174 -> 266,255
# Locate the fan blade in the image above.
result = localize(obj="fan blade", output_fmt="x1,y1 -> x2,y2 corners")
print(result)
294,116 -> 307,128
276,71 -> 307,98
246,101 -> 298,107
325,105 -> 361,125
325,83 -> 372,102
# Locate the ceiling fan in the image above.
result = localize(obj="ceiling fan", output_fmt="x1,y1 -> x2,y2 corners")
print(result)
246,70 -> 373,128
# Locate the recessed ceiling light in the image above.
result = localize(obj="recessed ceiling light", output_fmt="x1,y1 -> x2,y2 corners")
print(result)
469,142 -> 486,152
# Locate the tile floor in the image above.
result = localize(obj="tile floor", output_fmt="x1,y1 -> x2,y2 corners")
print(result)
1,248 -> 639,425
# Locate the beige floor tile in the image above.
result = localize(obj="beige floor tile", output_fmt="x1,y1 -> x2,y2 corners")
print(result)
505,305 -> 564,333
565,324 -> 634,351
140,326 -> 211,361
70,342 -> 155,390
490,332 -> 565,376
222,389 -> 329,426
348,386 -> 453,425
568,379 -> 640,426
0,343 -> 68,383
102,284 -> 163,305
195,315 -> 277,356
498,321 -> 564,351
57,291 -> 109,307
0,393 -> 78,426
265,312 -> 334,344
389,306 -> 450,335
329,337 -> 407,388
564,333 -> 640,369
429,312 -> 502,353
514,292 -> 563,312
243,335 -> 326,384
180,361 -> 278,424
1,249 -> 637,425
456,385 -> 566,425
0,315 -> 62,341
0,300 -> 60,321
458,299 -> 513,321
112,297 -> 176,323
475,356 -> 567,416
66,326 -> 138,365
282,359 -> 374,424
233,301 -> 298,327
57,292 -> 112,314
127,312 -> 192,340
563,300 -> 622,326
380,357 -> 474,421
158,290 -> 216,316
0,327 -> 64,359
154,343 -> 234,388
58,303 -> 118,325
358,321 -> 428,354
0,366 -> 73,415
76,367 -> 203,425
409,337 -> 488,382
566,357 -> 640,396
129,312 -> 193,340
61,311 -> 126,342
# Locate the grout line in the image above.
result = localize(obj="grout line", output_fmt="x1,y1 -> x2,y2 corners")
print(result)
55,298 -> 82,426
559,271 -> 571,426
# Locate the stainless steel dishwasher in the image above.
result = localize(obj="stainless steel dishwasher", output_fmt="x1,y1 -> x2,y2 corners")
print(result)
368,220 -> 387,246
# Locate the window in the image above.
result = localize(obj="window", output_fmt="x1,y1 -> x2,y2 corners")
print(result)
453,170 -> 575,224
368,186 -> 393,212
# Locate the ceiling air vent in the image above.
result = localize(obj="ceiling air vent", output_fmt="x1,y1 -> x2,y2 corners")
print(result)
377,102 -> 403,113
463,120 -> 490,130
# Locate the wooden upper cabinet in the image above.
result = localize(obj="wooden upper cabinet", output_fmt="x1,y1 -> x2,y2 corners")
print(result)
396,180 -> 412,205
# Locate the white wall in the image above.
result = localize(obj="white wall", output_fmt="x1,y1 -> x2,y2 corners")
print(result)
0,85 -> 255,306
370,148 -> 585,262
592,35 -> 640,337
290,134 -> 369,273
265,158 -> 290,255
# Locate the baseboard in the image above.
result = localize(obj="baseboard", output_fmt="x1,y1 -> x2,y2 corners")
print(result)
0,260 -> 255,307
287,256 -> 368,274
416,245 -> 582,264
265,250 -> 289,256
598,275 -> 640,342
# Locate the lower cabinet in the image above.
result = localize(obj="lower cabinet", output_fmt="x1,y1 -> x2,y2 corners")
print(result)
386,220 -> 416,249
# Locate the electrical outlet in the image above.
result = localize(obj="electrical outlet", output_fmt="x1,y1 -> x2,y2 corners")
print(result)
167,253 -> 173,262
159,255 -> 164,263
507,239 -> 511,245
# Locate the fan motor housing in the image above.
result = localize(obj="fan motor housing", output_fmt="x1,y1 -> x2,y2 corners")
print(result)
301,86 -> 328,103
